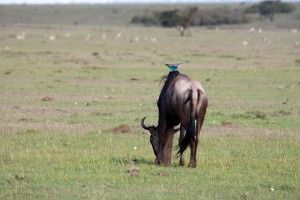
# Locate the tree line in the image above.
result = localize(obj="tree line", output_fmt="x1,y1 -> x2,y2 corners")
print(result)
131,1 -> 295,36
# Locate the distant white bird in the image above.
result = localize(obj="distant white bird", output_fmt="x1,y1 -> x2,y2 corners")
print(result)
16,32 -> 26,40
242,41 -> 248,46
248,27 -> 255,34
150,37 -> 157,42
290,28 -> 298,33
48,35 -> 56,41
115,33 -> 122,40
85,34 -> 91,41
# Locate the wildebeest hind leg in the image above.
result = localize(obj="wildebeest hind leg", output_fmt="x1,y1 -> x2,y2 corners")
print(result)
188,136 -> 198,168
188,119 -> 200,168
178,125 -> 185,166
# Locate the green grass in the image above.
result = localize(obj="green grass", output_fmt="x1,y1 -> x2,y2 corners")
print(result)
1,130 -> 299,199
0,4 -> 300,199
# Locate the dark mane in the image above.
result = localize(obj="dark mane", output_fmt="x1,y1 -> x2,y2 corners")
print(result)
160,71 -> 179,92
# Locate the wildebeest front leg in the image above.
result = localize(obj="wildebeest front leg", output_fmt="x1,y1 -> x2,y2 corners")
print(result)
155,140 -> 163,165
161,127 -> 174,165
156,124 -> 174,166
178,125 -> 185,166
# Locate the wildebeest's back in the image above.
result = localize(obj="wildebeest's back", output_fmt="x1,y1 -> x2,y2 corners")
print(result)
173,79 -> 191,112
171,77 -> 206,128
167,74 -> 192,126
158,72 -> 190,125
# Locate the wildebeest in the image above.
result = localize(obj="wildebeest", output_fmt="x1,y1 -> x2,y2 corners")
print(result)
141,71 -> 208,168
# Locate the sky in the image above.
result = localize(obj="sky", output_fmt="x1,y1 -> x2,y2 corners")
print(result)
0,0 -> 299,4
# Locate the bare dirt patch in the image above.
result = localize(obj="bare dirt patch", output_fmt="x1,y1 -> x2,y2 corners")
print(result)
112,125 -> 132,134
127,167 -> 140,177
41,96 -> 54,101
221,121 -> 238,128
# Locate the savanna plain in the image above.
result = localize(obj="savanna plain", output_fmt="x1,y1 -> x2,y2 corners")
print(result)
0,4 -> 299,199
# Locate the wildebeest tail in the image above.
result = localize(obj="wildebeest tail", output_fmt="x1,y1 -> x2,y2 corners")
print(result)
177,89 -> 197,156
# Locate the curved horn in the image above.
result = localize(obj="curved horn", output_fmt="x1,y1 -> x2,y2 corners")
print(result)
141,117 -> 150,130
141,117 -> 156,130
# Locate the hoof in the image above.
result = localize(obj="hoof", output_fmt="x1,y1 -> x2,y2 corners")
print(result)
179,161 -> 185,166
188,163 -> 197,168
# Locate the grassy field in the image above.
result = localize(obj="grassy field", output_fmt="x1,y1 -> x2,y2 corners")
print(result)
0,4 -> 300,200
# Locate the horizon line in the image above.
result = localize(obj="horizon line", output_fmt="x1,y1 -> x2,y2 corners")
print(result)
1,0 -> 300,5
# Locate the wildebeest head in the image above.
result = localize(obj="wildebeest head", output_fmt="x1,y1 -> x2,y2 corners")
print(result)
141,117 -> 159,156
141,117 -> 180,157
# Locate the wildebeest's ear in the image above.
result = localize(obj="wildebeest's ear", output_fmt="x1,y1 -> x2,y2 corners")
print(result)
148,127 -> 158,136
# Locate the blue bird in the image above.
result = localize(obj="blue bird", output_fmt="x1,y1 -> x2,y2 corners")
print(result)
165,63 -> 182,71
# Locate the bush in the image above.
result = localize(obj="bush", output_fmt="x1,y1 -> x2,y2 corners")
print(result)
158,9 -> 181,27
197,8 -> 250,26
131,11 -> 159,26
245,1 -> 295,21
131,7 -> 250,27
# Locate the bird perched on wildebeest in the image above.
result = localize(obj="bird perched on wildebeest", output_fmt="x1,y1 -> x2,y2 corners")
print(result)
165,63 -> 182,71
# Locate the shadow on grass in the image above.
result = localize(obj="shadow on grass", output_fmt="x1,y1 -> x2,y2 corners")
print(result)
111,157 -> 154,165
